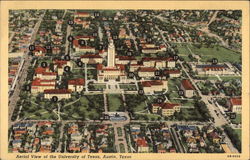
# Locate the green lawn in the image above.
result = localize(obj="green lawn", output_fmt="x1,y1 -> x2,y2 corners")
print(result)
125,94 -> 148,112
220,76 -> 241,81
169,92 -> 180,101
119,143 -> 125,153
71,68 -> 85,78
119,84 -> 137,90
168,79 -> 180,92
176,44 -> 193,62
107,94 -> 124,112
134,102 -> 147,112
231,114 -> 241,124
62,95 -> 103,120
117,127 -> 123,137
188,45 -> 241,63
89,84 -> 106,90
171,99 -> 195,107
174,108 -> 203,121
134,113 -> 163,121
233,129 -> 241,141
195,75 -> 220,80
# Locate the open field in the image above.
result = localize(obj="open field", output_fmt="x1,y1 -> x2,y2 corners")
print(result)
188,45 -> 241,63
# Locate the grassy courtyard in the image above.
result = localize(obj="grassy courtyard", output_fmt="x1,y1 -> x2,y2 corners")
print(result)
119,84 -> 137,91
107,94 -> 124,112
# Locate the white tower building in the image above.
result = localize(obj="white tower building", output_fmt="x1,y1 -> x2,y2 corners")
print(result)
107,40 -> 115,67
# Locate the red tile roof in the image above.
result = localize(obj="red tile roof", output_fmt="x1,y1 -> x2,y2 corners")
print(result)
96,64 -> 103,70
138,67 -> 156,72
68,78 -> 85,85
31,78 -> 55,86
35,67 -> 46,74
35,67 -> 57,76
44,89 -> 71,94
181,79 -> 195,90
34,46 -> 46,53
53,60 -> 68,65
203,66 -> 225,71
102,68 -> 119,71
116,56 -> 136,60
154,103 -> 180,109
230,98 -> 241,106
137,138 -> 148,147
75,12 -> 90,16
164,69 -> 180,74
142,80 -> 163,87
73,39 -> 95,49
37,121 -> 53,126
97,64 -> 125,71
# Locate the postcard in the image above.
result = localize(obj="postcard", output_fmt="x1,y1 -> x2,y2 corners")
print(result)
0,1 -> 249,160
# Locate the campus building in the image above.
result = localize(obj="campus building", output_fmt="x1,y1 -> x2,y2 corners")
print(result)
228,97 -> 242,113
97,40 -> 127,82
80,54 -> 103,64
152,102 -> 181,117
141,80 -> 168,94
68,78 -> 85,92
34,67 -> 57,80
180,79 -> 195,98
44,89 -> 72,100
53,60 -> 72,76
142,57 -> 176,68
31,78 -> 56,94
194,64 -> 234,75
138,67 -> 156,78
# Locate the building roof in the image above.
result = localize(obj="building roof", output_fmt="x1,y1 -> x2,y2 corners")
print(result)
96,64 -> 103,70
34,46 -> 46,53
75,12 -> 90,16
153,102 -> 180,109
53,60 -> 68,66
97,64 -> 125,71
137,138 -> 148,147
138,67 -> 156,72
116,56 -> 136,60
31,78 -> 55,86
230,97 -> 241,106
68,78 -> 85,86
181,79 -> 195,90
35,67 -> 57,76
44,89 -> 71,94
163,69 -> 181,74
196,64 -> 227,71
141,80 -> 163,87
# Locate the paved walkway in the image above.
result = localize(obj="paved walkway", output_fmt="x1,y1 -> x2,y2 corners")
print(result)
113,124 -> 128,153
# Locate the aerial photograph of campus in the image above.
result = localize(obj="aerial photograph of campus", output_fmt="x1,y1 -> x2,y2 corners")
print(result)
8,10 -> 242,154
